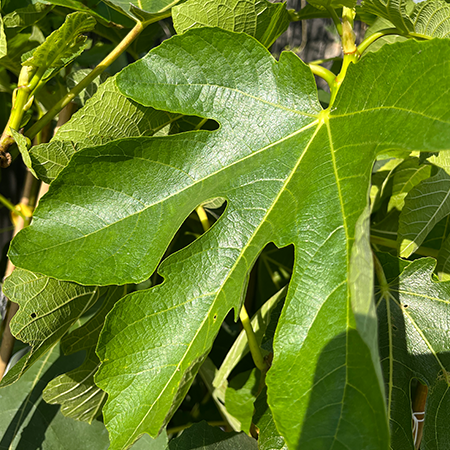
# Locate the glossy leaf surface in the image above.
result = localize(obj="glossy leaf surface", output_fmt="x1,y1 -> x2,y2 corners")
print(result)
9,30 -> 450,449
376,255 -> 450,449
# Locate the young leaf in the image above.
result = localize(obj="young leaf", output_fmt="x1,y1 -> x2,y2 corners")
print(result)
29,76 -> 181,183
172,0 -> 290,48
0,15 -> 7,59
43,0 -> 135,28
225,368 -> 260,433
0,344 -> 113,449
22,12 -> 96,71
2,2 -> 53,29
376,255 -> 450,448
167,421 -> 257,450
9,30 -> 450,449
42,286 -> 126,423
0,268 -> 100,387
398,168 -> 450,258
350,207 -> 384,390
386,157 -> 432,212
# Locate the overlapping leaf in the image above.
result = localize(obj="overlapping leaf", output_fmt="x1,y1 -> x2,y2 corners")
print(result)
307,0 -> 356,10
9,30 -> 450,449
376,254 -> 450,449
22,12 -> 96,71
0,268 -> 100,387
361,0 -> 414,33
225,368 -> 260,433
0,15 -> 6,60
252,388 -> 287,450
2,2 -> 53,29
0,344 -> 112,450
398,160 -> 450,258
42,286 -> 126,423
362,0 -> 450,38
29,76 -> 181,183
102,0 -> 182,22
167,421 -> 257,450
43,0 -> 135,27
172,0 -> 290,48
0,342 -> 166,449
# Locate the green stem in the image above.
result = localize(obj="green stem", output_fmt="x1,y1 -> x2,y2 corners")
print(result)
0,193 -> 28,221
370,235 -> 439,258
357,28 -> 402,55
239,305 -> 266,372
309,64 -> 336,89
328,51 -> 357,107
26,20 -> 145,141
196,205 -> 210,232
325,6 -> 342,36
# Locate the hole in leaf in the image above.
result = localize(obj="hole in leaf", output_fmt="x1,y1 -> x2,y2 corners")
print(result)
30,312 -> 37,319
169,115 -> 219,135
133,198 -> 227,291
403,304 -> 409,309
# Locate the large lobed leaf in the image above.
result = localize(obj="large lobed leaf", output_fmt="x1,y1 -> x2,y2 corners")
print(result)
9,30 -> 450,449
376,254 -> 450,449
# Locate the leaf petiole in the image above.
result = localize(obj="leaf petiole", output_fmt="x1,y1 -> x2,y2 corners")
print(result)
239,305 -> 267,373
309,64 -> 336,89
357,28 -> 403,55
325,6 -> 342,36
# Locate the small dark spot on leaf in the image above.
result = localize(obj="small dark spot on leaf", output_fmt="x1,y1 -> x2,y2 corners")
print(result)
403,304 -> 409,309
392,325 -> 398,331
213,313 -> 217,321
31,312 -> 37,318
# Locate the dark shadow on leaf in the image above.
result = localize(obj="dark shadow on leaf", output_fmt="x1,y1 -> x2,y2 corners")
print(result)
0,350 -> 85,450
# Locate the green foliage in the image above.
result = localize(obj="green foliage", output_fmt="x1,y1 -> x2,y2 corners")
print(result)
2,1 -> 450,449
29,76 -> 179,183
167,421 -> 258,450
376,254 -> 450,448
22,12 -> 96,72
0,15 -> 7,58
172,0 -> 290,47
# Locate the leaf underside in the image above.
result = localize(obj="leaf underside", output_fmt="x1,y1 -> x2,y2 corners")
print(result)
9,29 -> 450,449
376,255 -> 450,449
